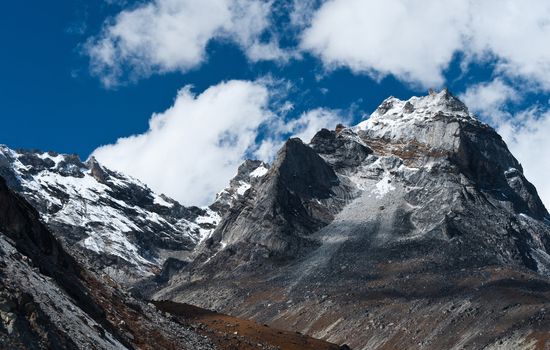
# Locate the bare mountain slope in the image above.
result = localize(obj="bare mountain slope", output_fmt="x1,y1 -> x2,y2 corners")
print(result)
0,173 -> 344,350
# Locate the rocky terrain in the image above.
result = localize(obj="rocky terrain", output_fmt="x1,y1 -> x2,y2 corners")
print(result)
210,159 -> 270,217
2,89 -> 550,349
149,90 -> 550,349
0,173 -> 219,349
154,301 -> 347,350
0,166 -> 342,349
0,145 -> 273,287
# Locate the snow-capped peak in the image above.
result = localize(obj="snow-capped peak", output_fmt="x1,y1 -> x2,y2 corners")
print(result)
356,89 -> 473,132
0,146 -> 220,285
353,89 -> 484,151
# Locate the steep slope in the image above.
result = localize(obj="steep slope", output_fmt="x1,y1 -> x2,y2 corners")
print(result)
152,90 -> 550,349
210,159 -> 270,216
0,147 -> 219,285
0,176 -> 217,350
0,174 -> 344,350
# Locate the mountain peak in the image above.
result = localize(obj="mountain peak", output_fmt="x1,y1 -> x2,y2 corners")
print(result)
357,89 -> 472,134
354,89 -> 490,157
350,91 -> 547,219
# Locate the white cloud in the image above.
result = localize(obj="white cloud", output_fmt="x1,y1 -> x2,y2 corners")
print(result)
289,0 -> 320,29
466,1 -> 550,90
459,79 -> 520,124
92,80 -> 273,205
301,0 -> 468,88
301,0 -> 550,90
287,108 -> 346,142
92,80 -> 347,205
87,0 -> 286,86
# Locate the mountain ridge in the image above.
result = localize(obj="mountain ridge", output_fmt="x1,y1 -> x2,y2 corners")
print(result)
1,89 -> 549,349
0,145 -> 222,285
0,152 -> 342,350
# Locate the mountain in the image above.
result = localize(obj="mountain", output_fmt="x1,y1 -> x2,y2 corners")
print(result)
210,159 -> 270,216
0,174 -> 219,349
0,146 -> 220,285
0,161 -> 344,350
2,89 -> 549,349
149,90 -> 550,349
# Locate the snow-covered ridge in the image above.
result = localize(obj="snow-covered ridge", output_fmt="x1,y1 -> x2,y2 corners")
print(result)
357,89 -> 472,129
354,89 -> 483,144
0,145 -> 219,284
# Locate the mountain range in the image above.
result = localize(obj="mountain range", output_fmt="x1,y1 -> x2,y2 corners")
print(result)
1,89 -> 549,349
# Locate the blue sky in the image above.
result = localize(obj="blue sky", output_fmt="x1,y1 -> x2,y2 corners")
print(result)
1,0 -> 550,206
0,0 -> 411,157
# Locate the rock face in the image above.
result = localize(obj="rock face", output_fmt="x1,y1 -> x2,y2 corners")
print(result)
209,159 -> 270,216
0,176 -> 217,350
152,90 -> 550,349
0,147 -> 219,285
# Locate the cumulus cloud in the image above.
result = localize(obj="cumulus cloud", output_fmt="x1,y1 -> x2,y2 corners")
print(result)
93,80 -> 272,205
301,0 -> 550,90
461,80 -> 550,209
92,80 -> 346,205
459,79 -> 520,124
87,0 -> 286,86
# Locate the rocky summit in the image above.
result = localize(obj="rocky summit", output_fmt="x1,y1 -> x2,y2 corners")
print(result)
1,89 -> 550,350
150,90 -> 550,349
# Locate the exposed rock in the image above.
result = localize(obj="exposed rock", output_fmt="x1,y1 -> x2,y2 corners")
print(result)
0,174 -> 343,349
151,90 -> 550,350
0,176 -> 217,350
210,159 -> 270,216
310,128 -> 372,168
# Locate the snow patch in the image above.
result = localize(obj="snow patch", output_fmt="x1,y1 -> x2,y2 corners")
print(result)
38,152 -> 65,167
153,194 -> 174,207
372,174 -> 396,199
236,181 -> 251,195
250,165 -> 268,177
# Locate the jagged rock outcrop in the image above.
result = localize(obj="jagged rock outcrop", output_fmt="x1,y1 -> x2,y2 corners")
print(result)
0,146 -> 219,285
210,159 -> 269,216
176,138 -> 356,280
151,90 -> 550,350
